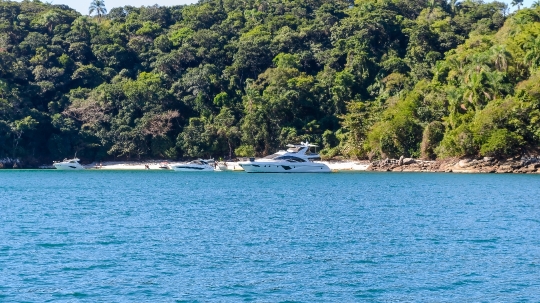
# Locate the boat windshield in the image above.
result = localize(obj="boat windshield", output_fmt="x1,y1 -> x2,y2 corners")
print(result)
275,156 -> 306,162
286,146 -> 306,153
263,153 -> 281,159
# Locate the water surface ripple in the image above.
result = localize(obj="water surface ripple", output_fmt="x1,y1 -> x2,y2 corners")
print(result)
1,171 -> 540,301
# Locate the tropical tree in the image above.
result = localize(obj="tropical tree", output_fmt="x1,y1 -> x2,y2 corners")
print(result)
462,72 -> 488,111
524,36 -> 540,72
10,117 -> 38,158
490,45 -> 510,72
214,107 -> 240,159
39,10 -> 62,34
0,0 -> 536,163
89,0 -> 107,21
448,0 -> 460,15
512,0 -> 524,10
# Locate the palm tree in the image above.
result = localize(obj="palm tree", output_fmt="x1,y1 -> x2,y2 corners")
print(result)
485,71 -> 511,100
468,52 -> 491,74
511,0 -> 524,11
490,45 -> 511,72
41,10 -> 61,33
0,79 -> 8,99
533,0 -> 540,8
462,72 -> 488,111
426,0 -> 440,19
446,87 -> 464,129
523,35 -> 540,71
89,0 -> 107,21
448,0 -> 460,15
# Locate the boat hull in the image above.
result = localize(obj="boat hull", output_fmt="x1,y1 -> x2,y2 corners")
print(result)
171,165 -> 214,172
53,163 -> 84,170
239,161 -> 331,173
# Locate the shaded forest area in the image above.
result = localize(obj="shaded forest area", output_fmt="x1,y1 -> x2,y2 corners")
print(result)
1,0 -> 540,164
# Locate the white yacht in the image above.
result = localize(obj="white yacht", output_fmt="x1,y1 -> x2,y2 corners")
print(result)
53,158 -> 84,170
170,159 -> 215,171
239,142 -> 331,173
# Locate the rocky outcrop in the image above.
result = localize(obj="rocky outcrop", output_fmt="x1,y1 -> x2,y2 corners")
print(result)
368,158 -> 440,172
0,158 -> 20,169
367,156 -> 540,174
402,158 -> 415,165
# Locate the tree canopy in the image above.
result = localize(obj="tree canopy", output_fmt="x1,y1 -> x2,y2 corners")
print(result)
1,0 -> 539,163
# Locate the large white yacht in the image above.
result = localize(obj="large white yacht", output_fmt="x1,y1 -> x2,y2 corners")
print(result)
53,158 -> 84,170
239,142 -> 331,173
170,159 -> 215,171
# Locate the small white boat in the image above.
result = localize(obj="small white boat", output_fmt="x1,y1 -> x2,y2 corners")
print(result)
53,158 -> 84,170
239,142 -> 331,173
158,162 -> 171,169
215,162 -> 244,171
170,159 -> 215,171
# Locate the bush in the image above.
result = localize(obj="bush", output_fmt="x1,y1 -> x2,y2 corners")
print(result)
322,129 -> 338,149
480,129 -> 524,157
235,145 -> 255,157
420,121 -> 445,159
436,123 -> 477,157
151,135 -> 174,158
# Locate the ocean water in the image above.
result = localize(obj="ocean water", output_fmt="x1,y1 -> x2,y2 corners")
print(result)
1,170 -> 540,302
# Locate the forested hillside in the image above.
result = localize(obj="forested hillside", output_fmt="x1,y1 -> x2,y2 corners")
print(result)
1,0 -> 539,163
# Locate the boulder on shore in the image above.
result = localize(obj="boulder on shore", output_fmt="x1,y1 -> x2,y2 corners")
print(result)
402,158 -> 415,165
458,159 -> 472,168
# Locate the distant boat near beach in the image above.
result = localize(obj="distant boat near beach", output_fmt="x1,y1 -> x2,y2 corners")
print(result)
239,142 -> 331,173
169,159 -> 215,171
53,158 -> 84,170
215,161 -> 244,171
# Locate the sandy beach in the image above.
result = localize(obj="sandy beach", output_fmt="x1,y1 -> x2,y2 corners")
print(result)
84,161 -> 179,170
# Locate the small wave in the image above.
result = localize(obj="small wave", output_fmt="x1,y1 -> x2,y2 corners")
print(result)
36,243 -> 68,248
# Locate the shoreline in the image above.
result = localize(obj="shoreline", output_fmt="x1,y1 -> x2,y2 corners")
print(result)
3,157 -> 540,174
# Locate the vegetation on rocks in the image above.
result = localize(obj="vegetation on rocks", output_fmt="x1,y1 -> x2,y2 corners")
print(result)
1,0 -> 539,163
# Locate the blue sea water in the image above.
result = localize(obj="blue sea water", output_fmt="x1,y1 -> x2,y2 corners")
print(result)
1,170 -> 540,302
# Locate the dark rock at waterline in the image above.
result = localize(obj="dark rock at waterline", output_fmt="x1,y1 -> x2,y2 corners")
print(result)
402,158 -> 415,165
528,163 -> 540,169
0,162 -> 12,169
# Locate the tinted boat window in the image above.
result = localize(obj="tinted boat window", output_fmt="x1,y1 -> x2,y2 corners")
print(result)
275,156 -> 306,162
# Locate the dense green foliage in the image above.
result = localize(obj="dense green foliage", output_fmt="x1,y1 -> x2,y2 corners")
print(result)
1,0 -> 539,162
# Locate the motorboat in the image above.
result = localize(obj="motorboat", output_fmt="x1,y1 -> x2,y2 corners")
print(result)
170,159 -> 215,171
238,142 -> 331,173
53,158 -> 84,170
215,161 -> 244,171
158,161 -> 171,169
216,162 -> 230,171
